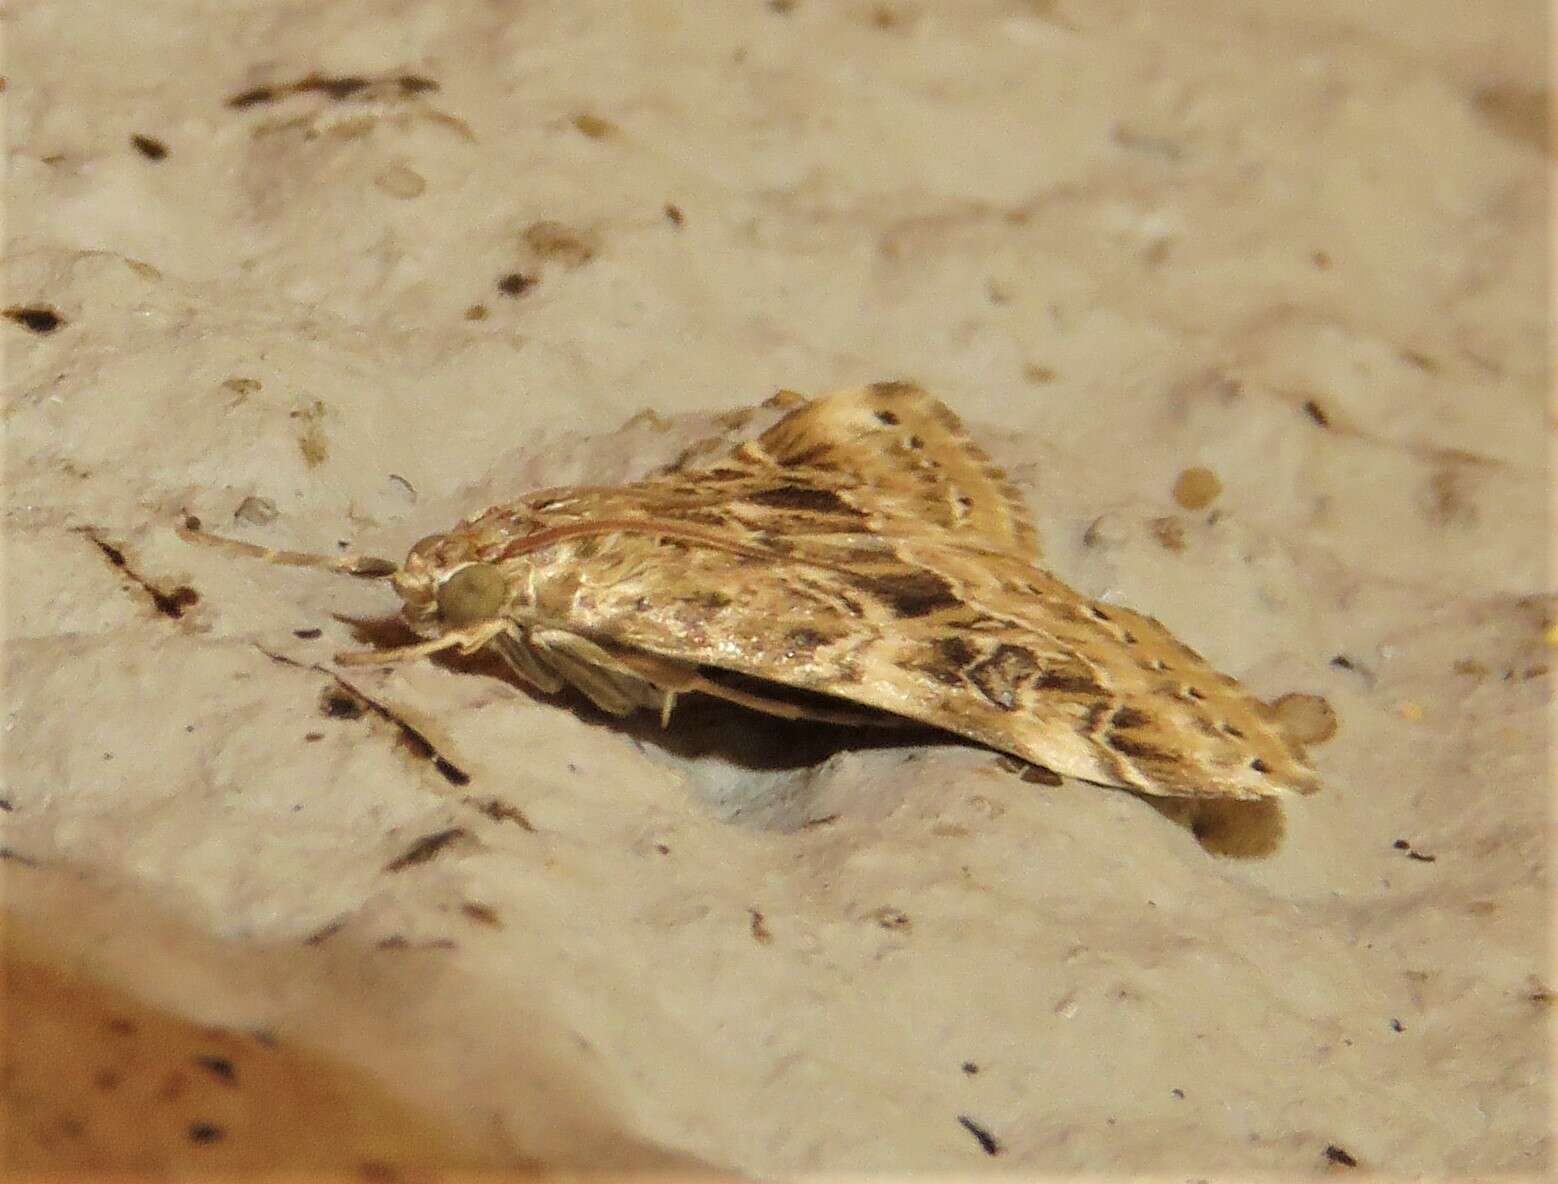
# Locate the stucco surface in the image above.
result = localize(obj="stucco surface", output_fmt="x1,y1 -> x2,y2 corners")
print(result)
2,0 -> 1550,1175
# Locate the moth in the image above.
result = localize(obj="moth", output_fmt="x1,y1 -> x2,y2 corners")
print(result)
181,383 -> 1321,801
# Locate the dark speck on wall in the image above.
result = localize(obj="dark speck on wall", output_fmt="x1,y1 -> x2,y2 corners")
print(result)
131,133 -> 169,160
5,305 -> 64,334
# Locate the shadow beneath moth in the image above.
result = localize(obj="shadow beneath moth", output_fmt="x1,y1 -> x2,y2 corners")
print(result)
181,383 -> 1324,803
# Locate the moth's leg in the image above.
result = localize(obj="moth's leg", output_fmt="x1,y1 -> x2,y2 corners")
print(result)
490,628 -> 565,695
334,619 -> 508,667
530,629 -> 675,718
178,526 -> 397,578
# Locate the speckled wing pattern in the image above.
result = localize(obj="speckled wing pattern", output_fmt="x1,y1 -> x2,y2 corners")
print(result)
448,383 -> 1320,801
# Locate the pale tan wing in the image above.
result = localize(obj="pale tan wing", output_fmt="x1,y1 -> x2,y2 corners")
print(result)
741,383 -> 1041,559
518,508 -> 1319,801
453,383 -> 1034,561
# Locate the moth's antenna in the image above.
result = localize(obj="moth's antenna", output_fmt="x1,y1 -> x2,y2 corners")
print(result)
176,525 -> 398,579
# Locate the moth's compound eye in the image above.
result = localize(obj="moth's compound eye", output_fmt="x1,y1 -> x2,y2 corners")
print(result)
436,563 -> 507,626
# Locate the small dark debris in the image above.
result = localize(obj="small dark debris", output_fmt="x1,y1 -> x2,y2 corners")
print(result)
384,826 -> 468,872
1171,1087 -> 1185,1099
188,1122 -> 225,1145
0,799 -> 11,812
5,305 -> 64,334
226,85 -> 275,108
194,1054 -> 237,1083
524,220 -> 597,266
654,843 -> 671,854
299,73 -> 369,100
227,72 -> 436,111
321,689 -> 365,720
1330,655 -> 1355,670
664,202 -> 684,226
464,303 -> 489,320
466,795 -> 536,831
748,908 -> 773,944
130,133 -> 168,160
1323,1143 -> 1358,1168
182,514 -> 203,531
957,1115 -> 1002,1156
304,920 -> 345,945
1312,250 -> 1332,269
460,902 -> 502,928
432,755 -> 470,786
156,585 -> 200,617
1407,850 -> 1437,863
293,627 -> 323,640
1392,838 -> 1410,849
868,906 -> 911,932
961,1061 -> 979,1075
303,731 -> 324,742
1389,1018 -> 1405,1032
1302,399 -> 1331,428
572,112 -> 616,139
497,272 -> 536,297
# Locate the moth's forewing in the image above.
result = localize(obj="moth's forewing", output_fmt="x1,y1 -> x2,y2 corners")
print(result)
492,384 -> 1319,801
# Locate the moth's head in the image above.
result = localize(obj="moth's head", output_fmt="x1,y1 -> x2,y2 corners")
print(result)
394,532 -> 515,635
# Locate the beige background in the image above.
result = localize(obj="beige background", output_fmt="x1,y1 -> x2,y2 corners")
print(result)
2,0 -> 1550,1176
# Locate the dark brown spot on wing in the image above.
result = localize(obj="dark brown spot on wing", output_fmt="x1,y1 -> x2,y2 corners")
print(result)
746,484 -> 867,518
967,644 -> 1040,710
935,636 -> 979,669
857,569 -> 962,618
1105,733 -> 1182,768
1035,668 -> 1107,697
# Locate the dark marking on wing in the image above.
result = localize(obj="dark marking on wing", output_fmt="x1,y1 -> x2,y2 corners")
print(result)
1036,668 -> 1107,697
1105,733 -> 1182,767
967,644 -> 1040,710
1110,706 -> 1151,729
935,636 -> 979,669
857,569 -> 961,618
746,484 -> 867,518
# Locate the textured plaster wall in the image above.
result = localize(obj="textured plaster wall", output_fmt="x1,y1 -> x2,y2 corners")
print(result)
2,0 -> 1550,1175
